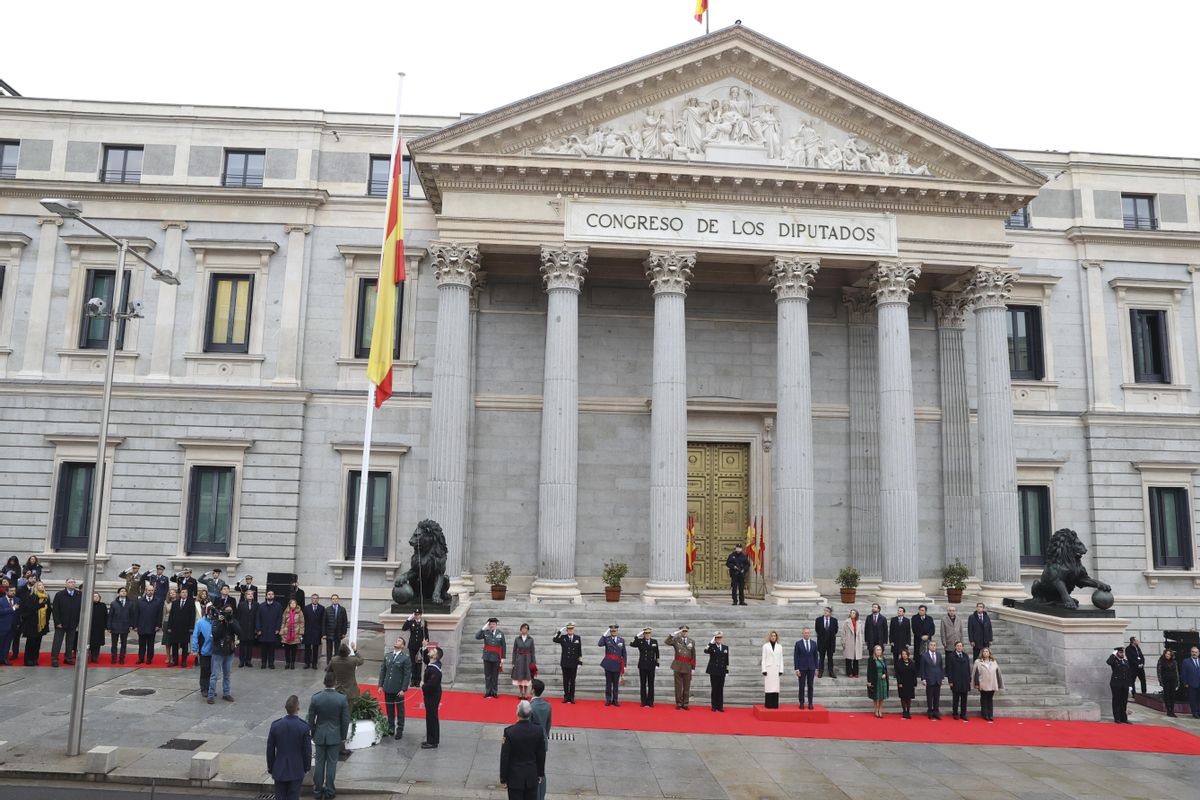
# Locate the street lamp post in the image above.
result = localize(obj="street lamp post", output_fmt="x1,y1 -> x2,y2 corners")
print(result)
39,198 -> 179,758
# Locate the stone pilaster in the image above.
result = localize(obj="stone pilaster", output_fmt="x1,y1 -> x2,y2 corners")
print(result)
273,223 -> 313,386
869,261 -> 925,601
843,288 -> 881,584
642,249 -> 696,604
968,267 -> 1025,600
530,245 -> 588,604
426,242 -> 480,596
934,291 -> 978,575
147,221 -> 187,381
16,216 -> 64,379
1079,259 -> 1115,411
766,256 -> 823,604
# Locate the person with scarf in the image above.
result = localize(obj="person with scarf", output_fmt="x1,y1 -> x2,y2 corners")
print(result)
20,581 -> 50,666
279,598 -> 305,670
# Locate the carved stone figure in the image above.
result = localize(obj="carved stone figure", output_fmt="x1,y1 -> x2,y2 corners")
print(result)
1029,528 -> 1112,610
391,519 -> 451,609
758,104 -> 782,159
678,96 -> 708,153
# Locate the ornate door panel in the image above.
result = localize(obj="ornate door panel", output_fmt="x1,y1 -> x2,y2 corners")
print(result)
687,442 -> 750,591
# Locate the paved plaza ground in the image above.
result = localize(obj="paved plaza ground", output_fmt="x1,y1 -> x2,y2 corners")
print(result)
0,629 -> 1197,799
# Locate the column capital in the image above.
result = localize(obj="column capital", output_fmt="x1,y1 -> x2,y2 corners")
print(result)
430,241 -> 481,287
967,267 -> 1018,310
283,223 -> 313,236
767,256 -> 820,301
539,245 -> 588,292
645,249 -> 695,295
869,261 -> 920,305
36,216 -> 64,227
160,220 -> 189,231
841,288 -> 877,323
932,291 -> 973,329
1079,259 -> 1105,271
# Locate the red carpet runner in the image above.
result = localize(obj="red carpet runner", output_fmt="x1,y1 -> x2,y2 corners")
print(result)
8,652 -> 174,668
362,687 -> 1200,756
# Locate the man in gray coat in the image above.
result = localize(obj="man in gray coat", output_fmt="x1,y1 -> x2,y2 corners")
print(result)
529,678 -> 553,800
308,672 -> 350,800
940,606 -> 963,653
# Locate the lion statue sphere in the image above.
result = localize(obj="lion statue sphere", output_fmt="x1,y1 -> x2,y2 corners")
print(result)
1029,528 -> 1111,609
391,519 -> 450,607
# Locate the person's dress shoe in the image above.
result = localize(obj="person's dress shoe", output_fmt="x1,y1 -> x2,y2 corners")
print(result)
808,704 -> 814,710
268,664 -> 275,669
739,601 -> 748,606
261,663 -> 267,669
223,695 -> 234,702
207,697 -> 215,704
420,742 -> 437,749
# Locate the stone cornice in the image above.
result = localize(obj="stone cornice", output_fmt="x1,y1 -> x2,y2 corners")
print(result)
1066,226 -> 1200,249
539,245 -> 588,292
62,234 -> 157,253
767,256 -> 819,301
645,249 -> 695,295
186,239 -> 279,254
0,232 -> 33,251
0,179 -> 329,210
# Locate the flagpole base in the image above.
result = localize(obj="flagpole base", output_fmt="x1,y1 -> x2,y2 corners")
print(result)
528,579 -> 584,605
641,581 -> 696,605
767,582 -> 825,606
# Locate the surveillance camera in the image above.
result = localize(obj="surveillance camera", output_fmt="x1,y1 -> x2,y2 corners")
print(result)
129,300 -> 145,317
85,297 -> 107,316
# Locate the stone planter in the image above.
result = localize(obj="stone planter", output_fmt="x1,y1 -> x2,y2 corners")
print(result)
491,584 -> 507,600
605,586 -> 621,602
945,588 -> 963,604
346,720 -> 381,750
839,588 -> 857,604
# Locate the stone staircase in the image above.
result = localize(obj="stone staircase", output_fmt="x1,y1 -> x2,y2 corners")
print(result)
450,597 -> 1101,720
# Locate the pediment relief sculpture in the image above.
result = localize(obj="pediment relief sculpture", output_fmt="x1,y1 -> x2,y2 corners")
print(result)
533,81 -> 933,177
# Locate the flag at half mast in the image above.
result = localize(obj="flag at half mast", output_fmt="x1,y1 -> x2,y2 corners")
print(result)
365,138 -> 407,407
694,0 -> 708,24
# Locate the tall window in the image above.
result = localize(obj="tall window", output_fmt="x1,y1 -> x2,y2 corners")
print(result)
1006,206 -> 1030,229
1007,305 -> 1044,380
1149,486 -> 1193,569
402,154 -> 413,197
1018,485 -> 1051,566
186,466 -> 235,555
79,269 -> 130,349
100,145 -> 143,183
344,470 -> 390,560
1121,194 -> 1157,231
368,155 -> 389,197
0,140 -> 18,179
1130,308 -> 1170,383
222,150 -> 265,188
52,462 -> 94,551
354,278 -> 403,359
204,274 -> 253,353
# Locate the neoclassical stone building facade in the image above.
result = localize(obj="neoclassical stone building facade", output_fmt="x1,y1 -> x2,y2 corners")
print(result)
1,26 -> 1198,644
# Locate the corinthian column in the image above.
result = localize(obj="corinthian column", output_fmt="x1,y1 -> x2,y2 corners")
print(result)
968,267 -> 1025,600
642,250 -> 696,605
530,245 -> 588,604
870,261 -> 925,601
934,291 -> 978,575
767,256 -> 823,604
843,289 -> 881,585
426,242 -> 480,596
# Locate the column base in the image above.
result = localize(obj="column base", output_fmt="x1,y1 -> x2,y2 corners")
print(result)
640,581 -> 696,605
855,577 -> 883,595
977,581 -> 1026,604
528,579 -> 584,605
766,582 -> 825,606
447,576 -> 473,600
874,582 -> 928,604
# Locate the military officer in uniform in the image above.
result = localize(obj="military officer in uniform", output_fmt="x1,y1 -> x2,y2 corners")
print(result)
475,617 -> 506,698
598,624 -> 627,706
630,626 -> 660,707
551,622 -> 582,703
703,631 -> 730,712
665,625 -> 697,710
402,611 -> 428,686
148,564 -> 171,601
379,635 -> 412,739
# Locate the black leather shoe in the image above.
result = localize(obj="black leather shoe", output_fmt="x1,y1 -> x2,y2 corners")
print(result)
420,742 -> 437,749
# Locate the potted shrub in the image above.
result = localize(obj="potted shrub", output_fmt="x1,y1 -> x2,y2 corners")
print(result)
836,567 -> 860,604
485,560 -> 511,601
942,560 -> 969,604
347,692 -> 387,749
602,560 -> 628,602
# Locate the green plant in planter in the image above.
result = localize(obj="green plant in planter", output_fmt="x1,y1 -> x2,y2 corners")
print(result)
942,560 -> 969,591
836,566 -> 860,589
350,692 -> 389,740
602,560 -> 629,588
484,560 -> 512,587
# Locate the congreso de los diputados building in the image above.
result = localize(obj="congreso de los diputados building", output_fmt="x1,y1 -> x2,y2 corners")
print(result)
1,26 -> 1198,653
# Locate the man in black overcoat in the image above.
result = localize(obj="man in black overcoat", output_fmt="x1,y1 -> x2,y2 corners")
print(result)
499,700 -> 546,800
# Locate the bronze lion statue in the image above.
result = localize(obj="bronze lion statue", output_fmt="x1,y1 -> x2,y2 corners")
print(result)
391,519 -> 450,607
1029,528 -> 1110,609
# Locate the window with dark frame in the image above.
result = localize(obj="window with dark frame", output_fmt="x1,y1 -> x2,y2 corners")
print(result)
0,140 -> 18,179
1121,194 -> 1157,231
52,461 -> 94,552
344,470 -> 390,560
402,154 -> 413,197
79,268 -> 130,349
204,273 -> 253,353
368,155 -> 389,197
1130,308 -> 1170,383
1018,485 -> 1051,567
100,145 -> 143,184
186,466 -> 235,555
1148,486 -> 1193,569
1006,305 -> 1044,380
1005,206 -> 1030,229
222,149 -> 265,188
354,277 -> 403,359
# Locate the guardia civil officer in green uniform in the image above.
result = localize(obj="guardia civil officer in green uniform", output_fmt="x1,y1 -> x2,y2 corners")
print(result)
379,635 -> 412,739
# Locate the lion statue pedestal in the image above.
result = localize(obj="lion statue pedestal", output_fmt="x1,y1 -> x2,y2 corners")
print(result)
390,519 -> 455,615
1004,528 -> 1116,618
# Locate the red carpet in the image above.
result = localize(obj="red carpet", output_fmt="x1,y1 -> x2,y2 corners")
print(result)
8,652 -> 173,668
361,687 -> 1200,756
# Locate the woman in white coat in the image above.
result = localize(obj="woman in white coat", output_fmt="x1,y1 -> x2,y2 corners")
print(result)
842,608 -> 865,678
761,630 -> 785,708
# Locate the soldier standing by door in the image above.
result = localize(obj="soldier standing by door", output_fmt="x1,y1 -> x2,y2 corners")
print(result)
630,626 -> 660,707
726,545 -> 751,606
665,625 -> 697,710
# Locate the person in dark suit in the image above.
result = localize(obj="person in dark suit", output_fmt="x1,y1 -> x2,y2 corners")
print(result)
911,605 -> 935,658
1182,645 -> 1200,719
1107,647 -> 1132,723
552,623 -> 583,703
134,588 -> 161,664
165,588 -> 196,668
888,607 -> 911,665
0,586 -> 18,665
402,610 -> 428,686
864,604 -> 888,657
1157,649 -> 1180,717
703,632 -> 730,712
529,679 -> 552,800
422,646 -> 444,748
108,587 -> 135,664
266,694 -> 312,800
301,595 -> 325,670
235,590 -> 258,667
50,578 -> 82,667
255,590 -> 283,669
323,595 -> 348,664
968,603 -> 993,660
725,544 -> 750,606
946,641 -> 972,721
815,607 -> 839,679
500,700 -> 546,800
793,628 -> 819,709
1125,637 -> 1146,696
894,648 -> 918,719
308,672 -> 350,798
919,640 -> 945,719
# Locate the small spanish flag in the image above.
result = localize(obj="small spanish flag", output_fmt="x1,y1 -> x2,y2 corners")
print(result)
744,517 -> 756,568
686,514 -> 698,573
366,138 -> 406,408
694,0 -> 708,24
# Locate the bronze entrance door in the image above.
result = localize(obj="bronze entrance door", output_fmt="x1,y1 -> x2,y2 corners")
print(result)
686,442 -> 751,592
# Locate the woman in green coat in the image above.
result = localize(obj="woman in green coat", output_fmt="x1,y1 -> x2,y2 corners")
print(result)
866,644 -> 889,718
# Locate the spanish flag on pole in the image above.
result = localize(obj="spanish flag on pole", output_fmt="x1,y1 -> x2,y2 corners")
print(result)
686,514 -> 698,573
365,137 -> 406,407
694,0 -> 708,23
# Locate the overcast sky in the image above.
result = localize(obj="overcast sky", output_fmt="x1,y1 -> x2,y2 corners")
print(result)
6,0 -> 1197,157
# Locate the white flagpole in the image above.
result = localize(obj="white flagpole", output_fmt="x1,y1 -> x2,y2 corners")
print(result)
349,72 -> 406,646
